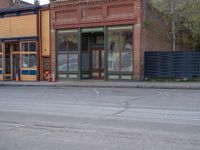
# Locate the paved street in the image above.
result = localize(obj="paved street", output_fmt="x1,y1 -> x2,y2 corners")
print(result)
0,86 -> 200,150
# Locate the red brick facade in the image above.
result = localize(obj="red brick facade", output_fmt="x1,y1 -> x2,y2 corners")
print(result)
50,0 -> 142,80
0,0 -> 12,8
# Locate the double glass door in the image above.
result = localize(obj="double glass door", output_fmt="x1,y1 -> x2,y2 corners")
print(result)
4,43 -> 20,80
81,32 -> 104,80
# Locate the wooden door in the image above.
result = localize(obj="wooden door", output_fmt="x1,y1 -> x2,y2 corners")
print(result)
91,49 -> 104,79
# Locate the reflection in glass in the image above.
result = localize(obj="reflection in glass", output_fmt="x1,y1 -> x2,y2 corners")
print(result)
68,54 -> 78,71
92,50 -> 99,69
57,30 -> 78,52
30,54 -> 37,68
30,43 -> 36,52
107,26 -> 133,73
121,52 -> 132,72
108,52 -> 120,72
57,54 -> 67,72
57,29 -> 79,77
122,31 -> 133,51
22,43 -> 28,52
102,50 -> 104,68
107,31 -> 121,52
22,54 -> 28,68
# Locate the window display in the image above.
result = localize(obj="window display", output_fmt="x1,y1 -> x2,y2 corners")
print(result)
22,54 -> 28,68
57,29 -> 79,78
107,26 -> 133,74
21,42 -> 37,69
30,54 -> 37,68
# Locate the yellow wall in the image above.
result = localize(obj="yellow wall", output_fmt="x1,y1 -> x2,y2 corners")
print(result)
0,18 -> 10,37
0,15 -> 37,38
41,10 -> 50,56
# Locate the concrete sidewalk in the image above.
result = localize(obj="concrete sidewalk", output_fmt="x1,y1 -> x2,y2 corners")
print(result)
0,80 -> 200,89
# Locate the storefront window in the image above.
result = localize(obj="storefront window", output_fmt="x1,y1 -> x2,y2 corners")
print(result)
30,54 -> 37,68
57,30 -> 78,52
57,54 -> 67,72
21,42 -> 37,69
68,54 -> 78,71
121,52 -> 132,72
22,54 -> 28,68
107,26 -> 133,73
57,29 -> 79,78
108,52 -> 120,72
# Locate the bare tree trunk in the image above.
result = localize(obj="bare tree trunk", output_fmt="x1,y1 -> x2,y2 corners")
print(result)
172,17 -> 176,51
171,0 -> 176,51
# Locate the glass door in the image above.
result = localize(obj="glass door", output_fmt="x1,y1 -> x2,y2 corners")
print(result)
91,48 -> 104,79
4,44 -> 11,80
12,54 -> 20,80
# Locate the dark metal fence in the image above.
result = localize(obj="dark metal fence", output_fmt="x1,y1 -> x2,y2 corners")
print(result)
144,51 -> 200,78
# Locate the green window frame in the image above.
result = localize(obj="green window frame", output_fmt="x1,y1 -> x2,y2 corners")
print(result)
107,25 -> 134,79
57,29 -> 79,79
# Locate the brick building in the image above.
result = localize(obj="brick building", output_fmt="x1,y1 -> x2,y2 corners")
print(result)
0,0 -> 50,81
0,0 -> 177,81
50,0 -> 143,81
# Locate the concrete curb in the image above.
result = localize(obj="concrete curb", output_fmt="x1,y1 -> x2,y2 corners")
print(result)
0,81 -> 200,90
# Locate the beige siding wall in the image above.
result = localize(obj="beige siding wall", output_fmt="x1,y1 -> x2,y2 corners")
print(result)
0,15 -> 37,38
0,18 -> 11,37
41,10 -> 50,56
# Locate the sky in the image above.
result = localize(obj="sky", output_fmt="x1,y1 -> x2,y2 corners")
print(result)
23,0 -> 50,5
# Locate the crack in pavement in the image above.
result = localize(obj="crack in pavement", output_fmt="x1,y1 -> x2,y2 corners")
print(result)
101,97 -> 144,119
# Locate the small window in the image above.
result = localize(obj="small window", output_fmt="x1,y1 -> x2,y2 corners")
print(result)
57,54 -> 68,72
22,43 -> 28,52
13,43 -> 20,51
22,54 -> 28,68
29,54 -> 37,68
30,42 -> 36,52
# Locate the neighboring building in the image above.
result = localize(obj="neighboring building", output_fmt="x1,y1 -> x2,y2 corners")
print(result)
0,0 -> 33,8
0,0 -> 185,81
50,0 -> 142,81
0,0 -> 50,81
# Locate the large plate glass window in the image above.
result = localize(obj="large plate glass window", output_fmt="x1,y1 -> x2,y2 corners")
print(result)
21,41 -> 37,80
21,42 -> 37,68
57,29 -> 79,79
107,26 -> 133,80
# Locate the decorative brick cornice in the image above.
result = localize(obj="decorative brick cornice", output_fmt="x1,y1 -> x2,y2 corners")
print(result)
51,0 -> 135,9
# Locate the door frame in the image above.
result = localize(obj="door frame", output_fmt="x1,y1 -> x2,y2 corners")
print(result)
12,53 -> 20,80
80,28 -> 106,80
4,43 -> 12,80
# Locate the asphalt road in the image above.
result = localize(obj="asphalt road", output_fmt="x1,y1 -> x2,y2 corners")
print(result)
0,86 -> 200,150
